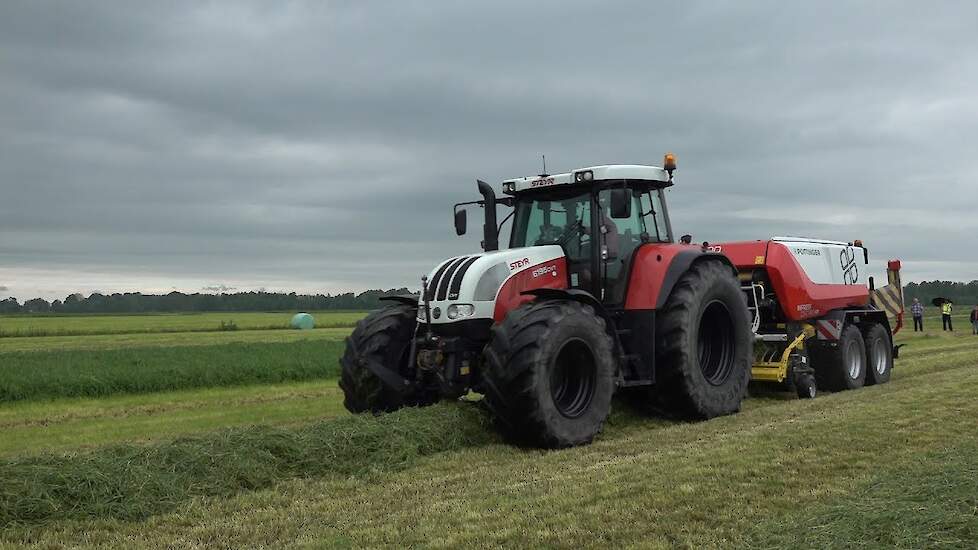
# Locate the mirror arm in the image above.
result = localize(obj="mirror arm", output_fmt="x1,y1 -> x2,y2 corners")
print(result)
496,209 -> 515,236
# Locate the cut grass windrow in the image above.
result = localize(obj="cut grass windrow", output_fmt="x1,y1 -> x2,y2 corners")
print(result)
0,312 -> 367,339
0,380 -> 348,457
0,327 -> 351,353
0,340 -> 345,403
0,402 -> 495,528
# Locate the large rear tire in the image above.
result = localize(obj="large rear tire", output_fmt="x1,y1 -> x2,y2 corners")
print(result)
814,324 -> 867,391
863,323 -> 892,386
483,300 -> 616,448
653,259 -> 752,418
339,304 -> 437,413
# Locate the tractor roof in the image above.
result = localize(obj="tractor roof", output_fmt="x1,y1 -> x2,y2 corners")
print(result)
501,164 -> 672,195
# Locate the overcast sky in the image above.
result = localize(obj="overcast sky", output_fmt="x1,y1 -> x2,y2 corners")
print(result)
2,1 -> 977,301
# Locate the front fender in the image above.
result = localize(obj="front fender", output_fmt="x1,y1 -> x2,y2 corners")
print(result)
379,295 -> 420,307
521,288 -> 623,358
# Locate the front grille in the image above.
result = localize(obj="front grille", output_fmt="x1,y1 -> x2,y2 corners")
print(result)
447,256 -> 479,300
426,256 -> 461,300
435,256 -> 470,301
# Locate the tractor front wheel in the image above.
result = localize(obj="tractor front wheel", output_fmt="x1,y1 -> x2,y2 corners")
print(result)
339,303 -> 437,413
483,300 -> 615,448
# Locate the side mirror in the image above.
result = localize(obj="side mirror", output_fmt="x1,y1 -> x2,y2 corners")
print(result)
610,188 -> 631,219
454,209 -> 467,236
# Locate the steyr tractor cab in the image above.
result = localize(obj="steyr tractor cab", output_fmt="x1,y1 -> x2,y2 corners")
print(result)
340,154 -> 753,447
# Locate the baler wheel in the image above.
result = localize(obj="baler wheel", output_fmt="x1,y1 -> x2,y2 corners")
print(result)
339,303 -> 438,413
652,259 -> 753,418
863,323 -> 893,386
795,374 -> 817,399
482,300 -> 615,448
813,325 -> 867,391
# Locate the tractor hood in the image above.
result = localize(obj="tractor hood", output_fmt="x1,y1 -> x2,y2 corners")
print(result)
419,245 -> 565,324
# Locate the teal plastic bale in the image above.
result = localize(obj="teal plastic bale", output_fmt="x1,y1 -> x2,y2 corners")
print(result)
290,312 -> 315,330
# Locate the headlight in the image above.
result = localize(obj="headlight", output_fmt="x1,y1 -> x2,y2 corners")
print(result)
447,304 -> 475,320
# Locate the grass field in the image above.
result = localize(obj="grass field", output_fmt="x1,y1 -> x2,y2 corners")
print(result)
0,311 -> 366,338
0,339 -> 345,402
0,311 -> 976,548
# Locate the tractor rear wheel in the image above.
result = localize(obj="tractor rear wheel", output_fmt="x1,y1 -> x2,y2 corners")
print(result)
814,325 -> 867,391
483,300 -> 615,448
652,259 -> 752,418
863,323 -> 892,386
339,303 -> 437,413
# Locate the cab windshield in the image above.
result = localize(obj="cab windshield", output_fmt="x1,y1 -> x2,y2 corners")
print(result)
510,189 -> 591,251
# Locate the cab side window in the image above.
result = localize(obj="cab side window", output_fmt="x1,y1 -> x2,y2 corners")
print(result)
597,189 -> 646,303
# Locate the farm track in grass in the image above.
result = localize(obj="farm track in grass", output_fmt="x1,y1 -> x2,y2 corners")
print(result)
0,340 -> 346,402
1,331 -> 975,548
0,311 -> 367,338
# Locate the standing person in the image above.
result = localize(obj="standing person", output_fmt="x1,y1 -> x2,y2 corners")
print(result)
942,300 -> 953,331
911,298 -> 924,332
971,305 -> 978,335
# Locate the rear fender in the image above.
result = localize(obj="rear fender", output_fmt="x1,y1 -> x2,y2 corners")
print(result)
811,308 -> 891,348
624,244 -> 736,310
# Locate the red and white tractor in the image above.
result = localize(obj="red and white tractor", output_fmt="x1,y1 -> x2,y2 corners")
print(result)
339,154 -> 902,448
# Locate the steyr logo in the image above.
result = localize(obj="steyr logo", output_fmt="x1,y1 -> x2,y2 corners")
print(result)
509,257 -> 530,271
530,177 -> 555,187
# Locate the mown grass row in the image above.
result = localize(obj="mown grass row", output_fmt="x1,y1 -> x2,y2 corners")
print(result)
0,340 -> 345,402
0,327 -> 353,354
0,311 -> 368,338
0,402 -> 494,528
0,380 -> 349,457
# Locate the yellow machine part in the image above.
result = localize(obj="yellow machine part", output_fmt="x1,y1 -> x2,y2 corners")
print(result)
751,324 -> 815,383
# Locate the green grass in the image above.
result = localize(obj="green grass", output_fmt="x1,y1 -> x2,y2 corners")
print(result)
0,380 -> 348,457
0,340 -> 345,402
0,311 -> 367,338
0,330 -> 975,547
0,403 -> 494,529
747,444 -> 978,549
0,327 -> 351,353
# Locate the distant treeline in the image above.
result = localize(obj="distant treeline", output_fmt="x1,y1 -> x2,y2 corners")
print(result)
0,289 -> 415,314
903,281 -> 978,307
2,280 -> 977,314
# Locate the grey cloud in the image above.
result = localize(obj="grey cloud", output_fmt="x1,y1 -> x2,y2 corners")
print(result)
2,1 -> 978,300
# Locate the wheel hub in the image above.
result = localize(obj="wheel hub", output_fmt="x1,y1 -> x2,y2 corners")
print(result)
697,300 -> 736,386
550,338 -> 597,418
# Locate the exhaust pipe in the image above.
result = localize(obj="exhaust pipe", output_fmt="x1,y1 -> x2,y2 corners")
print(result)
477,180 -> 498,252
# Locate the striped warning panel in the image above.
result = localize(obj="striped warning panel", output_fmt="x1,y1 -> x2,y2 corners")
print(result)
871,284 -> 904,318
815,319 -> 842,340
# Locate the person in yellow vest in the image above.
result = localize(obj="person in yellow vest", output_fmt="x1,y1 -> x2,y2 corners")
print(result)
942,300 -> 953,331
